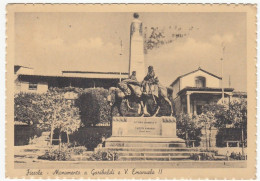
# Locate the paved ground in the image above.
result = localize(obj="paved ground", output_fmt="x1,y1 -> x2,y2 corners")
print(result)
14,145 -> 247,169
15,160 -> 246,169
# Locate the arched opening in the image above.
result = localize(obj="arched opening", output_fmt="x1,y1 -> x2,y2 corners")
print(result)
195,76 -> 206,88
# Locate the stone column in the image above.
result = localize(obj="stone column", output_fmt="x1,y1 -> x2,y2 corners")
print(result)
129,13 -> 145,81
186,92 -> 191,115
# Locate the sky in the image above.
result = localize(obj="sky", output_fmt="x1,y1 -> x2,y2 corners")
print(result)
15,12 -> 247,91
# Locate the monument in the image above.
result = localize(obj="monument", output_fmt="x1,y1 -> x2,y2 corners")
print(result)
97,13 -> 195,161
129,13 -> 146,82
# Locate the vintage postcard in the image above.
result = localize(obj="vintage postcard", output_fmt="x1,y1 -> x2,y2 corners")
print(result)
6,4 -> 256,179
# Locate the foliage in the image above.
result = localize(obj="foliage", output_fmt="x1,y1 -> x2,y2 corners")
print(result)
14,93 -> 41,126
38,144 -> 89,161
190,152 -> 215,160
202,98 -> 247,130
76,88 -> 111,126
71,146 -> 87,155
90,150 -> 118,161
70,127 -> 111,151
15,88 -> 82,140
229,152 -> 246,160
201,103 -> 227,128
176,113 -> 202,146
201,98 -> 247,146
14,93 -> 43,138
38,145 -> 72,161
226,98 -> 247,130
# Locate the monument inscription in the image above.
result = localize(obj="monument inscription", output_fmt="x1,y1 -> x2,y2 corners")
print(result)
129,118 -> 161,136
112,117 -> 176,137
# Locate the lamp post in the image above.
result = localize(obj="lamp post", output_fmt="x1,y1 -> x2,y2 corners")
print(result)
221,43 -> 225,103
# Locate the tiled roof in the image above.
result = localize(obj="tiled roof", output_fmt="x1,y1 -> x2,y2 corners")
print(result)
170,67 -> 221,87
178,86 -> 234,95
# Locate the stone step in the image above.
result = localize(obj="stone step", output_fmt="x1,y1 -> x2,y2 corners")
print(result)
101,147 -> 197,152
106,142 -> 185,148
116,151 -> 207,157
118,155 -> 191,161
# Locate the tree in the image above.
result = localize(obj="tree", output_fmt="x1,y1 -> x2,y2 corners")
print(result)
176,113 -> 202,147
227,98 -> 247,156
201,98 -> 247,155
14,93 -> 44,138
15,89 -> 82,145
38,90 -> 81,145
200,103 -> 226,148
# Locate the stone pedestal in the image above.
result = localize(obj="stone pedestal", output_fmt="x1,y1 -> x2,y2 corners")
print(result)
96,117 -> 215,161
105,117 -> 185,148
111,117 -> 177,137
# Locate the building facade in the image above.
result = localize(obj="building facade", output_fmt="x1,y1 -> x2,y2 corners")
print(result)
15,65 -> 128,94
170,67 -> 234,115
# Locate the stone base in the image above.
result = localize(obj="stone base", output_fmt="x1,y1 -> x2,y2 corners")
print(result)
95,117 -> 193,161
105,136 -> 186,148
112,117 -> 178,137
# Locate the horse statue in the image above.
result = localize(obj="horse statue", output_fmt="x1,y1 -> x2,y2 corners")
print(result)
146,82 -> 174,117
107,84 -> 147,117
107,80 -> 174,117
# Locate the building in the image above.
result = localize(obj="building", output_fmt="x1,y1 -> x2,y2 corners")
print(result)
15,66 -> 128,94
170,67 -> 248,147
170,67 -> 234,115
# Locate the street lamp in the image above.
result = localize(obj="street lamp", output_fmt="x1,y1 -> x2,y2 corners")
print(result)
221,43 -> 225,103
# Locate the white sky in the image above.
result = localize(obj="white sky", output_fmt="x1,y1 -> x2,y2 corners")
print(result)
15,12 -> 246,91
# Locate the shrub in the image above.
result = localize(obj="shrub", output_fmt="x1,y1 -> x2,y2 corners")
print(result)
90,150 -> 118,161
176,114 -> 202,146
229,152 -> 246,160
70,127 -> 111,151
76,88 -> 111,126
190,152 -> 215,160
38,145 -> 72,161
14,93 -> 43,138
71,146 -> 87,155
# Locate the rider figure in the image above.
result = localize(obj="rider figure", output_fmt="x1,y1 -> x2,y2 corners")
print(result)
124,71 -> 140,85
142,66 -> 157,94
119,71 -> 140,96
128,71 -> 137,81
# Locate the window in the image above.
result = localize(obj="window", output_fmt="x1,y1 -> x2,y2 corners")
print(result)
195,76 -> 206,88
29,83 -> 37,90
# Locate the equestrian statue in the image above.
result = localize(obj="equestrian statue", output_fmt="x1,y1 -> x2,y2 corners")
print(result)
107,66 -> 174,117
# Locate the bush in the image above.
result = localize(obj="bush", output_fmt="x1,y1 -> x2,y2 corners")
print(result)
70,127 -> 111,151
90,150 -> 118,161
38,145 -> 72,161
190,152 -> 215,160
76,88 -> 111,126
229,152 -> 246,160
176,114 -> 202,146
15,93 -> 46,138
71,146 -> 87,155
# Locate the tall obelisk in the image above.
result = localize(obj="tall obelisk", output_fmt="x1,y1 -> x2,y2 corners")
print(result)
129,13 -> 145,81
